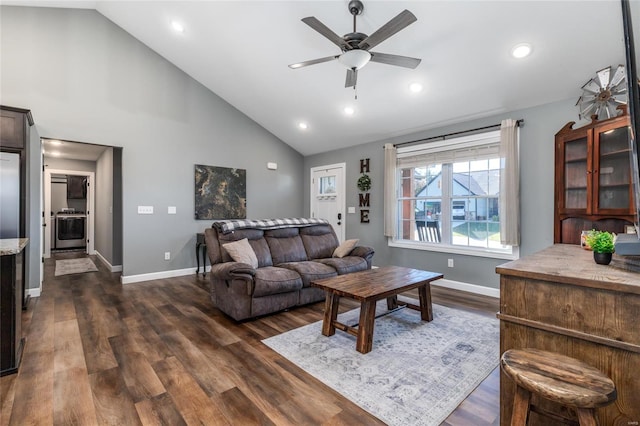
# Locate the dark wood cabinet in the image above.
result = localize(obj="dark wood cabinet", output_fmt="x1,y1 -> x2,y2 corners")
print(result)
554,110 -> 636,243
1,106 -> 33,241
0,107 -> 30,149
0,241 -> 27,376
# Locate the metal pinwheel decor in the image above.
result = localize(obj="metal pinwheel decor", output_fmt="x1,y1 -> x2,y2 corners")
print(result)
576,65 -> 628,120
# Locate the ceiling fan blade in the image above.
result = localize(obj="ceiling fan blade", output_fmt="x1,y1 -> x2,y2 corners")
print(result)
370,52 -> 421,69
289,55 -> 339,69
345,69 -> 358,88
358,10 -> 417,50
301,17 -> 349,50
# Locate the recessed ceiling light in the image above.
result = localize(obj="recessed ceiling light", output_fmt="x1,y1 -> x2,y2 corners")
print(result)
511,43 -> 532,59
171,21 -> 185,33
344,107 -> 355,116
409,82 -> 423,93
298,122 -> 308,130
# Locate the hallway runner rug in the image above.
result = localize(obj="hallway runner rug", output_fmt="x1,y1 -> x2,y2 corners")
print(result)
55,258 -> 98,276
262,300 -> 499,426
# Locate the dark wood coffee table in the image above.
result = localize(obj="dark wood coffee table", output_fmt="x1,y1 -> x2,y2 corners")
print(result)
311,266 -> 443,354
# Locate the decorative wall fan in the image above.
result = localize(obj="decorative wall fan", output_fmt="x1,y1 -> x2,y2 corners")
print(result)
289,0 -> 421,90
576,65 -> 628,120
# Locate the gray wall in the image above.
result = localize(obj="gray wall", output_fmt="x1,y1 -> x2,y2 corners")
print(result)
25,121 -> 40,293
95,147 -> 114,265
1,6 -> 304,278
45,157 -> 96,173
304,99 -> 583,290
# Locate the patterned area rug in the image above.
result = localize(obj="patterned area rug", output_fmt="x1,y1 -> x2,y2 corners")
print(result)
54,258 -> 98,276
263,300 -> 499,426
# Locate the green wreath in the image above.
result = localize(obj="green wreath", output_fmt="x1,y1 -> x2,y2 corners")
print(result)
357,174 -> 372,192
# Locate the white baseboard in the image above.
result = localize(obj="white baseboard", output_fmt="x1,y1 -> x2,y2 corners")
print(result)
432,278 -> 500,299
95,250 -> 123,273
121,265 -> 210,285
26,287 -> 41,298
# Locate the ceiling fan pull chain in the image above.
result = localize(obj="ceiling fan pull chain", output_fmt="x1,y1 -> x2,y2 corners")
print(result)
354,85 -> 358,100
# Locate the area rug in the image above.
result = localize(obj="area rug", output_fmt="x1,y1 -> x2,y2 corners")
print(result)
262,300 -> 499,426
54,258 -> 98,276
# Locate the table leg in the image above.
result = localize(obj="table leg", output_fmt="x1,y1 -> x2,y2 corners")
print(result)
386,295 -> 398,310
356,300 -> 377,354
418,283 -> 433,321
196,242 -> 201,275
201,244 -> 207,277
322,292 -> 340,336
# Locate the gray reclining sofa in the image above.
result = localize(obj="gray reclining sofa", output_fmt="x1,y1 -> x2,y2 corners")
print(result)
204,218 -> 375,321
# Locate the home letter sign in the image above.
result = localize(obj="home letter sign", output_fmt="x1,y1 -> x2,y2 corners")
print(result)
359,158 -> 371,224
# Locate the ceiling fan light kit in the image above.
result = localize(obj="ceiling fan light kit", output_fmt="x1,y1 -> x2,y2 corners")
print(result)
338,50 -> 371,70
289,0 -> 421,92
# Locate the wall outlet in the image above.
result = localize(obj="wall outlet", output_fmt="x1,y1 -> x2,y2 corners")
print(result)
447,258 -> 454,268
164,252 -> 170,260
138,205 -> 154,214
168,206 -> 177,214
348,207 -> 356,214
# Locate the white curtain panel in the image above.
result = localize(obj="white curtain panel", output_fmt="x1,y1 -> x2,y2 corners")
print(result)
383,143 -> 397,237
499,119 -> 520,246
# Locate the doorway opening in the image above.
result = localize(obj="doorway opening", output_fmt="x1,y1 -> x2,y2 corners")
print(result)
40,138 -> 123,292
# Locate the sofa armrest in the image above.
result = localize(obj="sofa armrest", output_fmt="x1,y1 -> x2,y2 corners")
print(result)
349,245 -> 375,268
349,245 -> 374,258
210,262 -> 256,281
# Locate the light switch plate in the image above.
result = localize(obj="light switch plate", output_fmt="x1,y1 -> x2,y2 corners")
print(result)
168,206 -> 177,214
138,206 -> 154,214
348,207 -> 356,214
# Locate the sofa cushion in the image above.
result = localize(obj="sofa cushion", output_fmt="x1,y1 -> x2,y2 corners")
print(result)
250,238 -> 273,268
218,229 -> 273,267
223,238 -> 258,268
278,261 -> 337,287
332,239 -> 359,258
300,225 -> 339,259
265,228 -> 308,264
253,267 -> 303,297
316,256 -> 368,275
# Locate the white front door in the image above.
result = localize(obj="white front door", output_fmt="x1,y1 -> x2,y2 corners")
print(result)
310,163 -> 346,242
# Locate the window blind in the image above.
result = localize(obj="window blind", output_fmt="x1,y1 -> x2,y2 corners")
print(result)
397,130 -> 500,168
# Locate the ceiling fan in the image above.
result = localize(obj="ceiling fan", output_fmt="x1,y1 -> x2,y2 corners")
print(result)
289,0 -> 421,89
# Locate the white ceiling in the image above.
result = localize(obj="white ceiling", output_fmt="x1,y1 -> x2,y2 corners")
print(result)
4,1 -> 634,157
42,138 -> 108,161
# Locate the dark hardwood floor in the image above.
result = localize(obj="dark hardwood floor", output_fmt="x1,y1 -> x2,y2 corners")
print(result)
1,252 -> 500,425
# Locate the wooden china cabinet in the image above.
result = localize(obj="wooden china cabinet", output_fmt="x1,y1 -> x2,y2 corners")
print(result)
554,107 -> 636,244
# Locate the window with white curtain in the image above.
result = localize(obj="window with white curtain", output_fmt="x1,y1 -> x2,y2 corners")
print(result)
389,130 -> 518,259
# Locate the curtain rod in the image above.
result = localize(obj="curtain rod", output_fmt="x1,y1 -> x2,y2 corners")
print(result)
392,119 -> 524,149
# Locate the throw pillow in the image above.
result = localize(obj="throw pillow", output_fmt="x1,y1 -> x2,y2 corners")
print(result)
333,239 -> 359,258
223,238 -> 259,268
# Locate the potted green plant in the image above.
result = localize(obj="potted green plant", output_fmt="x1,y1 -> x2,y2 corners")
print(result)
585,230 -> 615,265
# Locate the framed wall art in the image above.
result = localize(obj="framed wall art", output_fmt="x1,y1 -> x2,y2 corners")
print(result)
194,164 -> 246,220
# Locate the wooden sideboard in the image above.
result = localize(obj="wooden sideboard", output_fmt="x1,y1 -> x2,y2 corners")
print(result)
496,244 -> 640,425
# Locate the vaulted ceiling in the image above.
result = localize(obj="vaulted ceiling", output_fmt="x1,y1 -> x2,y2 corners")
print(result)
3,1 -> 635,156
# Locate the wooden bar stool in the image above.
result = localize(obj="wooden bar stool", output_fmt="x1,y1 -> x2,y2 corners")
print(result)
501,348 -> 617,426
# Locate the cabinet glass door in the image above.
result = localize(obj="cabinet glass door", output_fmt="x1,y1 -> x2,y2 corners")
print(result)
597,126 -> 631,211
564,137 -> 589,210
